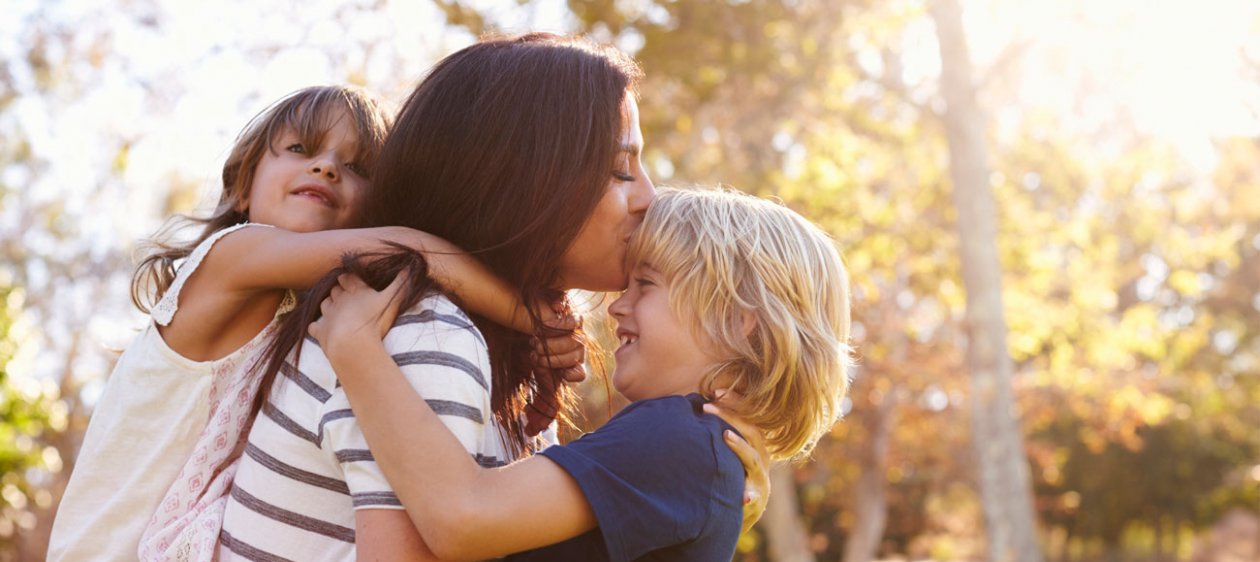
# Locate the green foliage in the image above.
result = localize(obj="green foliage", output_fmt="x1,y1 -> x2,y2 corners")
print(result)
0,285 -> 64,541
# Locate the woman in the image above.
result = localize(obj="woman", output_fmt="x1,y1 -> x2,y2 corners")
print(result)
217,33 -> 768,561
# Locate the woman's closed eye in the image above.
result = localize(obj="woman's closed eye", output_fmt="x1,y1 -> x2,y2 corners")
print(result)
613,169 -> 636,182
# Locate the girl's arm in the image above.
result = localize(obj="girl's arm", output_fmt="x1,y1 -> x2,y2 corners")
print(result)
205,225 -> 531,331
170,224 -> 579,369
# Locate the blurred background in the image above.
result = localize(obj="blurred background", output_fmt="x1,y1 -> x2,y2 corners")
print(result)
2,0 -> 1259,561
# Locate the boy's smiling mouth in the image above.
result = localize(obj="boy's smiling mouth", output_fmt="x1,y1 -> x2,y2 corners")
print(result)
616,329 -> 638,349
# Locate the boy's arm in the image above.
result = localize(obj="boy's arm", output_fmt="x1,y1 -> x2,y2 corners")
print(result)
356,510 -> 444,561
206,225 -> 531,332
310,275 -> 597,560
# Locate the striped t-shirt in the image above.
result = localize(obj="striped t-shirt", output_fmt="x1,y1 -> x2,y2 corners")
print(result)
218,293 -> 512,561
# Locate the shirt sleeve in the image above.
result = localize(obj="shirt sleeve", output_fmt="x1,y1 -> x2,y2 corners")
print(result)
319,295 -> 494,511
537,397 -> 735,562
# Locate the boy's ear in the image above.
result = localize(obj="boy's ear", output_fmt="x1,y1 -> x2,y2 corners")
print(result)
740,310 -> 757,339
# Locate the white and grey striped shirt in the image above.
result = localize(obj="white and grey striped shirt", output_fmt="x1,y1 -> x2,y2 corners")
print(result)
218,293 -> 512,562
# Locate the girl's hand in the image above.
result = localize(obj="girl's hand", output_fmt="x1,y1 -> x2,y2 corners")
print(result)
703,395 -> 771,535
522,302 -> 586,436
309,272 -> 407,363
529,309 -> 586,383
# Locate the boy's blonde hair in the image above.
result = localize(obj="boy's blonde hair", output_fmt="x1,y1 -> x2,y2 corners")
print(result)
626,187 -> 852,461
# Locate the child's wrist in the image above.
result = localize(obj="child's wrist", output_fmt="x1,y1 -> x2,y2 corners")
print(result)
324,330 -> 383,364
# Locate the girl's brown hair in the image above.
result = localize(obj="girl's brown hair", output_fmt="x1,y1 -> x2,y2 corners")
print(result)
130,85 -> 392,313
259,33 -> 642,455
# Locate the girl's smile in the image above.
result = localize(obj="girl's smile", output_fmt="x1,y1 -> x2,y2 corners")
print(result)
291,183 -> 339,208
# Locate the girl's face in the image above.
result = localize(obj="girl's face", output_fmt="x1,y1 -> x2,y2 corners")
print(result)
608,263 -> 722,401
556,96 -> 656,292
241,109 -> 369,232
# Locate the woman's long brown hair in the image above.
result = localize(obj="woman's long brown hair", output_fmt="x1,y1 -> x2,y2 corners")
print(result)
256,33 -> 642,455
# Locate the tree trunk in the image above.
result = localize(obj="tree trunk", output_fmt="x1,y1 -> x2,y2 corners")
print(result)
1059,528 -> 1072,562
842,386 -> 897,562
764,464 -> 815,562
929,1 -> 1044,562
1172,517 -> 1181,560
1153,517 -> 1165,562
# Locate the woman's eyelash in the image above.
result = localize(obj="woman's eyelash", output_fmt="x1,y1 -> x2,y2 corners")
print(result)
613,170 -> 635,181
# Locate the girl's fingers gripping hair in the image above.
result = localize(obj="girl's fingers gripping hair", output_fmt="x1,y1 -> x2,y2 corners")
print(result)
529,344 -> 584,370
531,332 -> 585,356
338,272 -> 370,291
540,309 -> 580,332
531,314 -> 586,370
562,366 -> 586,383
360,270 -> 409,340
375,270 -> 409,332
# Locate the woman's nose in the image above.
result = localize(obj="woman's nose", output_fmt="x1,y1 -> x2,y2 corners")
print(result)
629,176 -> 656,215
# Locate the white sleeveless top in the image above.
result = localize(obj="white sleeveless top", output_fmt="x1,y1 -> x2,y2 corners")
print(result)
48,223 -> 294,562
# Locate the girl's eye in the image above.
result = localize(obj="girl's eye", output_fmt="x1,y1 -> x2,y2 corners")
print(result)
346,162 -> 368,176
286,143 -> 306,154
633,277 -> 654,288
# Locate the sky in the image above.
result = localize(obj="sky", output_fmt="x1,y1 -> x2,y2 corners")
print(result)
2,0 -> 1259,395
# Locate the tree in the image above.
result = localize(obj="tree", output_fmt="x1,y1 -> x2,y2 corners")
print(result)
0,283 -> 65,562
930,1 -> 1044,560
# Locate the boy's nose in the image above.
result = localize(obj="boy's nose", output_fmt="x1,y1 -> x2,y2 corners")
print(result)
608,294 -> 630,318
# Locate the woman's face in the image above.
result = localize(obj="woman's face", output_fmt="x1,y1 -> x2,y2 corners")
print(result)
556,95 -> 656,291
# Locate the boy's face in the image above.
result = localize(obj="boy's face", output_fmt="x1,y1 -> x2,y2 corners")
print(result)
608,263 -> 721,401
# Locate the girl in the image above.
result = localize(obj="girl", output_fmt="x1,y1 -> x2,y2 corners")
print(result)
47,85 -> 582,562
313,187 -> 852,561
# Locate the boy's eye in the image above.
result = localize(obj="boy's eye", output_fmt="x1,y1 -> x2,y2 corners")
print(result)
286,143 -> 306,154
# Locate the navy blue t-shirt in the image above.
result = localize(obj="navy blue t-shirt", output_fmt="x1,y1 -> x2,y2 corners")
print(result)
506,393 -> 744,562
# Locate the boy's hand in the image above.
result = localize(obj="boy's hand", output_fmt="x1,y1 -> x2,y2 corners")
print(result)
309,273 -> 407,363
703,393 -> 771,535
